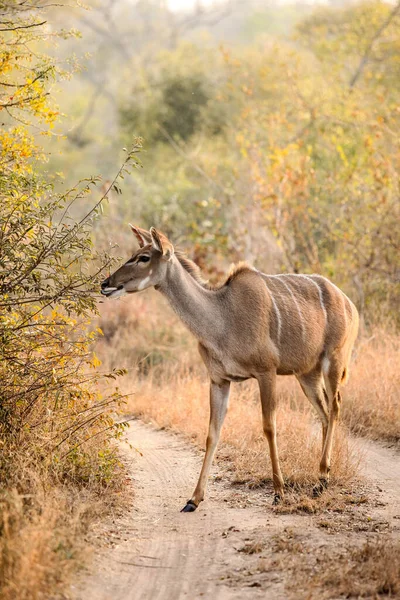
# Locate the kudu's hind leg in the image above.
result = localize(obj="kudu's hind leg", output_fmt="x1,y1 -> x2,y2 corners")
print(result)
258,372 -> 284,505
296,369 -> 329,452
181,380 -> 230,513
317,358 -> 343,493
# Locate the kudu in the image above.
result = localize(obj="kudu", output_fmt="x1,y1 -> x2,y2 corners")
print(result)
101,226 -> 359,511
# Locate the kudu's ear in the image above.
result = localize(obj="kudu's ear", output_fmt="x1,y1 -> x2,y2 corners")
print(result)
150,227 -> 174,261
129,224 -> 152,248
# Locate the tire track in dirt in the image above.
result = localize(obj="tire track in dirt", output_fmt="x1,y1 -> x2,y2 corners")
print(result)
71,420 -> 400,600
358,438 -> 400,500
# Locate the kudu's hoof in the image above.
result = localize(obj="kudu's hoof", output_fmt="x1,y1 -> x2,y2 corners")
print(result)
272,493 -> 282,506
180,500 -> 198,513
313,478 -> 329,498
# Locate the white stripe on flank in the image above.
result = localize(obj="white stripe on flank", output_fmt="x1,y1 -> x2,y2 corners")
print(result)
296,274 -> 328,324
265,284 -> 282,343
273,276 -> 306,342
322,357 -> 330,374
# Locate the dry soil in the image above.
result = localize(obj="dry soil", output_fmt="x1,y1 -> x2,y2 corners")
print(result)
71,420 -> 400,600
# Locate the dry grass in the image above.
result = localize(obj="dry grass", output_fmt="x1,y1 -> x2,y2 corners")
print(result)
126,370 -> 359,493
291,538 -> 400,599
238,540 -> 266,554
0,409 -> 128,600
0,488 -> 80,600
98,289 -> 195,375
0,456 -> 128,600
344,332 -> 400,443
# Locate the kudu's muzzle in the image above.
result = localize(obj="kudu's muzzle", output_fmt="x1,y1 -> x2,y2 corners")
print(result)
101,277 -> 123,297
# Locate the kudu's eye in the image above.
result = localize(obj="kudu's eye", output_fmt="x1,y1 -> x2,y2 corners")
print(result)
138,255 -> 150,263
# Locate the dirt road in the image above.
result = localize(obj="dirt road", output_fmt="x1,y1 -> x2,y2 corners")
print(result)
72,421 -> 400,600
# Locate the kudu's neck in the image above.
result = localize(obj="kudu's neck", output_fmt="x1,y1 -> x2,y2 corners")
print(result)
156,257 -> 223,347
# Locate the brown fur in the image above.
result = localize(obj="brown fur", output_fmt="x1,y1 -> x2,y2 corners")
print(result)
175,252 -> 254,290
174,250 -> 209,287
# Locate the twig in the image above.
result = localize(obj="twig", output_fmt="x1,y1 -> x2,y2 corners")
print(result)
0,20 -> 46,32
350,1 -> 400,88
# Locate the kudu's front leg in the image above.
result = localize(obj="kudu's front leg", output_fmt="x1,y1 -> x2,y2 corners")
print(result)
181,380 -> 230,512
258,372 -> 285,505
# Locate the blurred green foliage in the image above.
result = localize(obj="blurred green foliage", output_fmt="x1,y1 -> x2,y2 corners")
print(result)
42,0 -> 400,327
121,74 -> 209,142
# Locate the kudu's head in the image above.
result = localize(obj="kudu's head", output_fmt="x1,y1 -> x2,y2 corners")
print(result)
101,225 -> 174,298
